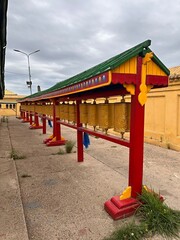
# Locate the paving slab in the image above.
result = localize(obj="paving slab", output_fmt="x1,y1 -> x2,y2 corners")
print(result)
0,122 -> 29,240
0,117 -> 180,240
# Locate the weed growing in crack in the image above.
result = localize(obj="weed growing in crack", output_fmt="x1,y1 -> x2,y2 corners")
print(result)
10,149 -> 26,160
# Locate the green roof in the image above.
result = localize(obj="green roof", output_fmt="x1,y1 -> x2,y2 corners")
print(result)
22,39 -> 170,100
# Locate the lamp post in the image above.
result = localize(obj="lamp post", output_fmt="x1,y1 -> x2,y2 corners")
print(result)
13,49 -> 40,95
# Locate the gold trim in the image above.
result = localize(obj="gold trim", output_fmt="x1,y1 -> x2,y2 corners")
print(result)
38,71 -> 112,100
120,186 -> 132,200
123,83 -> 135,95
138,52 -> 154,106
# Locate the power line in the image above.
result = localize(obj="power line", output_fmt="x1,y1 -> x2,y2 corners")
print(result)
5,71 -> 27,76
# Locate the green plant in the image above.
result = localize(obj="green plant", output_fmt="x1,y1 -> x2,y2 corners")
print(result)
137,189 -> 180,238
52,148 -> 65,155
104,222 -> 148,240
10,149 -> 26,160
104,189 -> 180,240
65,140 -> 75,153
1,116 -> 8,122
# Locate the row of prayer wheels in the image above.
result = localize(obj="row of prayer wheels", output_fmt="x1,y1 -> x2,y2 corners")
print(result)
56,102 -> 131,136
21,101 -> 131,136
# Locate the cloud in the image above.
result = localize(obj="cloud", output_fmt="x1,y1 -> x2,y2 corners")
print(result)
5,0 -> 180,95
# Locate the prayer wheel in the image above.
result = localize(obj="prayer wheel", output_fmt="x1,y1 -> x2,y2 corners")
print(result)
97,103 -> 115,131
88,103 -> 98,129
80,103 -> 88,125
24,105 -> 29,112
68,104 -> 76,122
35,105 -> 43,114
114,102 -> 131,138
34,105 -> 38,113
21,105 -> 26,111
97,103 -> 109,131
59,104 -> 65,120
64,104 -> 69,121
55,105 -> 60,118
108,103 -> 115,129
29,105 -> 34,112
45,105 -> 53,116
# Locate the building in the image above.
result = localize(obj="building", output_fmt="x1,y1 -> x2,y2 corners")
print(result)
0,89 -> 25,117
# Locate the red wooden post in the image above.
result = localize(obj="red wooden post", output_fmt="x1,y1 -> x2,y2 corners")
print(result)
30,111 -> 33,125
42,114 -> 46,134
46,101 -> 65,146
52,101 -> 56,138
129,57 -> 145,197
29,107 -> 42,129
104,57 -> 144,220
25,112 -> 29,122
34,112 -> 39,126
22,111 -> 30,123
55,102 -> 62,141
26,112 -> 29,121
56,117 -> 60,140
52,101 -> 56,137
76,100 -> 83,162
22,111 -> 25,120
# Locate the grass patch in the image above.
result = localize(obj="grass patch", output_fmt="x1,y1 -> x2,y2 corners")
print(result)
1,116 -> 8,122
104,189 -> 180,240
104,222 -> 148,240
65,140 -> 75,153
10,149 -> 26,160
137,189 -> 180,239
52,148 -> 65,155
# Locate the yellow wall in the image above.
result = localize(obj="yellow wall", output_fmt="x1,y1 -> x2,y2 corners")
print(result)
145,80 -> 180,151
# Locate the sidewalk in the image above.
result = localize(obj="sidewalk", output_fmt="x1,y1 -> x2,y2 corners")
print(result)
0,119 -> 29,240
0,117 -> 179,240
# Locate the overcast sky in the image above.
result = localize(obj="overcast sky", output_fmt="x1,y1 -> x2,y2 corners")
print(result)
5,0 -> 180,95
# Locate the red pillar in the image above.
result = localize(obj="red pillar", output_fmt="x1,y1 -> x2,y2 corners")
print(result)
22,111 -> 30,123
42,114 -> 46,134
35,112 -> 39,126
56,117 -> 60,141
52,101 -> 56,138
21,111 -> 25,121
30,112 -> 33,125
104,57 -> 144,220
129,57 -> 145,198
46,101 -> 65,146
76,100 -> 83,162
26,112 -> 29,121
29,111 -> 43,129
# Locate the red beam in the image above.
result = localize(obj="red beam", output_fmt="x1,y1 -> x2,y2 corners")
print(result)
112,73 -> 136,84
58,121 -> 130,147
79,127 -> 130,148
58,120 -> 77,130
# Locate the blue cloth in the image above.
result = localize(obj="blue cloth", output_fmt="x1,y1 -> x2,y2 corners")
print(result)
83,132 -> 90,148
48,119 -> 52,128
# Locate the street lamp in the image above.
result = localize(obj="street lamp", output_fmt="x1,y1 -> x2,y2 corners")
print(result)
13,49 -> 40,95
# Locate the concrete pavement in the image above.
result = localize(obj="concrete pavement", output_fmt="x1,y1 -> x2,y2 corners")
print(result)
0,117 -> 179,240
